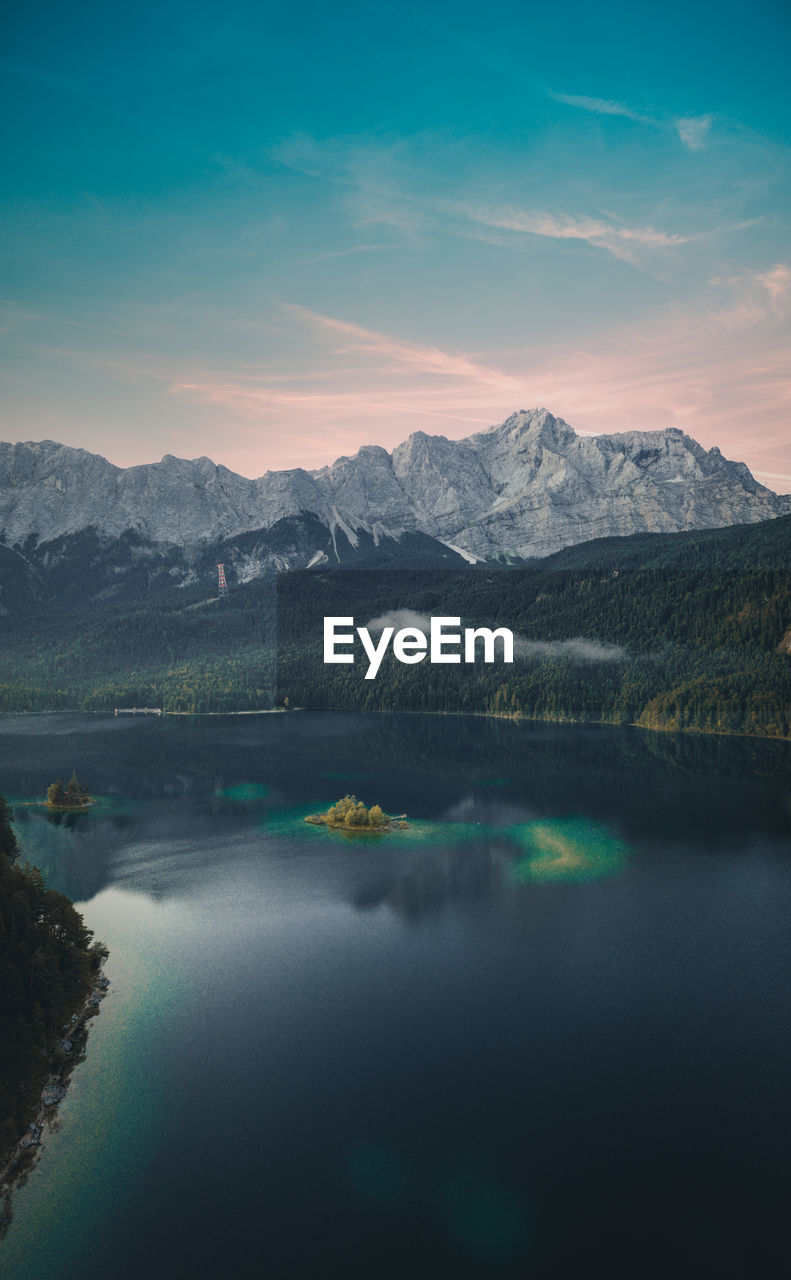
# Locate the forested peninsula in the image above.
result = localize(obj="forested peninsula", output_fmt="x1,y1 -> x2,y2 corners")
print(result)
0,797 -> 107,1226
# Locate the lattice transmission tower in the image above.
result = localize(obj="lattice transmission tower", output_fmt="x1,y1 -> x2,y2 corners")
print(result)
217,563 -> 228,597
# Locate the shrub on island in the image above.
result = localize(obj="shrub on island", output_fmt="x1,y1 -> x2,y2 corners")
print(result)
305,795 -> 406,831
46,771 -> 91,810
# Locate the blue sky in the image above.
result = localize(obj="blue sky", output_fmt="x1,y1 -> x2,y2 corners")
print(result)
1,0 -> 789,483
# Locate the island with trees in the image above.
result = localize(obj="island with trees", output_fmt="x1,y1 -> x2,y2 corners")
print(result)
305,794 -> 408,832
0,796 -> 108,1235
46,770 -> 92,811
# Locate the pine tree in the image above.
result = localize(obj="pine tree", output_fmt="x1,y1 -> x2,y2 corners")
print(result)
0,796 -> 18,860
64,771 -> 89,806
47,780 -> 67,808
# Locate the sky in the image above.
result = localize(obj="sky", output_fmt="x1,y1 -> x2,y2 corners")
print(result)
1,0 -> 790,487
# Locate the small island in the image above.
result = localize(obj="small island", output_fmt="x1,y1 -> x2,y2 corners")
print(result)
305,794 -> 408,832
46,771 -> 93,811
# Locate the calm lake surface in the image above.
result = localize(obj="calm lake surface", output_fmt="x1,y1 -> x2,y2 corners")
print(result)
1,712 -> 790,1278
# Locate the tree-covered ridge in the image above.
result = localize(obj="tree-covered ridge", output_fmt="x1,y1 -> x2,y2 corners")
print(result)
536,512 -> 791,572
0,797 -> 106,1180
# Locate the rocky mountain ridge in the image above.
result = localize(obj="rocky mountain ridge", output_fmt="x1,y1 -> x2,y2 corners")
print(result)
1,411 -> 788,585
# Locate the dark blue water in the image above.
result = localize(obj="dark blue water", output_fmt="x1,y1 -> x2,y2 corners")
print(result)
1,712 -> 790,1278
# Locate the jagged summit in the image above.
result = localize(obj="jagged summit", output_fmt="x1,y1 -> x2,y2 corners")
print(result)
1,411 -> 788,566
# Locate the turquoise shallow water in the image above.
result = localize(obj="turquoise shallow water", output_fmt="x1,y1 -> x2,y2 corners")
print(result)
1,712 -> 790,1279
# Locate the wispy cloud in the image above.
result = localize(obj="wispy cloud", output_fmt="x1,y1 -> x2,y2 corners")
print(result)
675,115 -> 713,151
363,615 -> 627,662
268,128 -> 716,274
451,203 -> 689,263
299,243 -> 400,264
14,261 -> 789,486
153,267 -> 790,483
514,637 -> 626,662
500,266 -> 791,481
757,263 -> 791,309
283,305 -> 521,390
366,609 -> 431,634
549,92 -> 653,125
270,130 -> 696,267
0,302 -> 132,340
271,132 -> 427,243
364,611 -> 626,661
551,90 -> 715,152
709,263 -> 791,326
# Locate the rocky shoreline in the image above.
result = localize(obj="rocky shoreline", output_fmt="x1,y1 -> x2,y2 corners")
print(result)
0,970 -> 110,1203
305,814 -> 409,832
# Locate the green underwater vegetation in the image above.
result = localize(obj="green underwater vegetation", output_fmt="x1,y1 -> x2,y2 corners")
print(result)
215,782 -> 270,803
507,817 -> 629,882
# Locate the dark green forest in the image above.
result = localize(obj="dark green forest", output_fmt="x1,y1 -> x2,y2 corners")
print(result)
533,510 -> 791,572
0,516 -> 789,737
0,584 -> 278,714
273,516 -> 791,739
276,561 -> 791,738
0,798 -> 105,1184
276,516 -> 791,738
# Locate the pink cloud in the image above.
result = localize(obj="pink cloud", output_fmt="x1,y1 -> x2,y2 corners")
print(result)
159,274 -> 790,486
30,271 -> 790,488
757,263 -> 791,309
282,305 -> 521,390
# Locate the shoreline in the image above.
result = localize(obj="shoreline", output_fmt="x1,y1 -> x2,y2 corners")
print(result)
305,815 -> 409,833
11,799 -> 98,812
0,705 -> 788,744
0,970 -> 110,1197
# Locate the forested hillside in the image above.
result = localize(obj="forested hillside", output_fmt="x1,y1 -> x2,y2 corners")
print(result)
537,511 -> 791,571
276,560 -> 791,738
0,517 -> 789,736
0,580 -> 277,713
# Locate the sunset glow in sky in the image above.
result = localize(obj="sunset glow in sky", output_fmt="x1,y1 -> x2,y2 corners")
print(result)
2,0 -> 790,487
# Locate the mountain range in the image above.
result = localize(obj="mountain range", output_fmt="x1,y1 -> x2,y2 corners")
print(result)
1,408 -> 789,608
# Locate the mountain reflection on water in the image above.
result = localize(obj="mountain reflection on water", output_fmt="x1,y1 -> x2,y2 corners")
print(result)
0,711 -> 790,1279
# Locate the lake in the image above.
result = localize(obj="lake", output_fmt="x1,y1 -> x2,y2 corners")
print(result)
1,712 -> 790,1278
